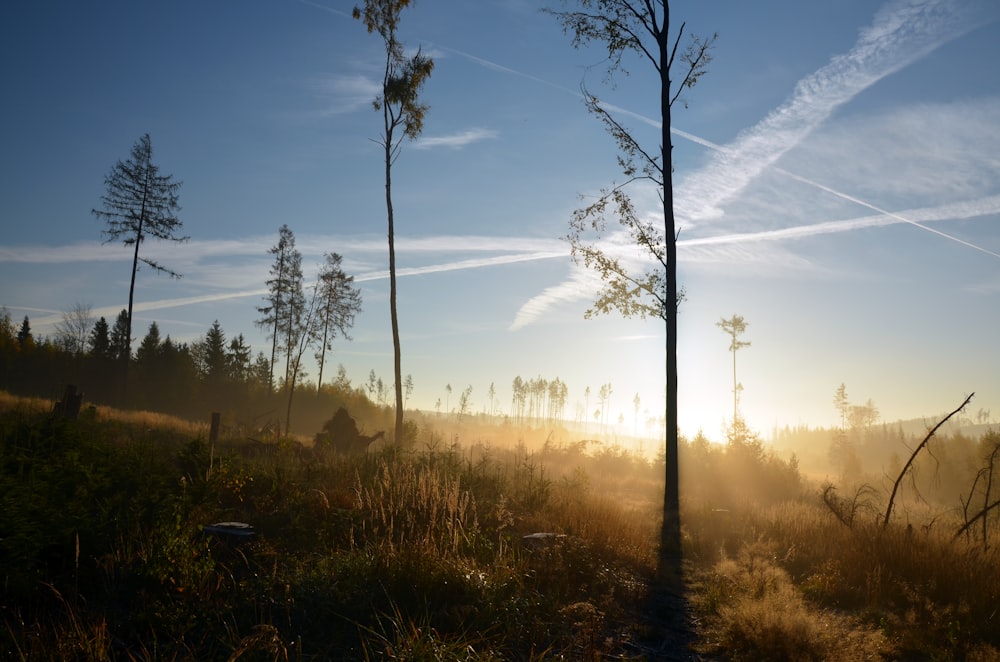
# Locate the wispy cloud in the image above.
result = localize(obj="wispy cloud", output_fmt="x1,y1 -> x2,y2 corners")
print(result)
6,236 -> 569,332
305,73 -> 380,116
509,267 -> 601,331
413,128 -> 498,150
502,0 -> 999,328
356,250 -> 565,283
675,0 -> 991,225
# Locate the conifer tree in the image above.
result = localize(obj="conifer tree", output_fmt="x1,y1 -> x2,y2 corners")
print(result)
92,133 -> 187,394
88,317 -> 112,360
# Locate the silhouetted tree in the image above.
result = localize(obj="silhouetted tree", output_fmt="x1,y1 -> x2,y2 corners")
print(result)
833,383 -> 849,430
549,0 -> 715,571
717,314 -> 751,423
403,373 -> 413,406
88,317 -> 112,360
53,303 -> 94,356
133,322 -> 163,408
135,322 -> 162,367
354,0 -> 434,444
633,392 -> 641,436
250,352 -> 271,394
227,334 -> 253,384
283,258 -> 360,434
194,320 -> 229,389
109,309 -> 130,363
0,308 -> 15,345
256,225 -> 303,392
92,133 -> 186,395
313,252 -> 362,391
333,363 -> 352,391
457,385 -> 473,420
599,382 -> 613,432
16,316 -> 33,350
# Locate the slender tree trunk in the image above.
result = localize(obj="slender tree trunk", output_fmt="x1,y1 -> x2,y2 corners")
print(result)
660,4 -> 682,582
316,318 -> 329,393
385,135 -> 404,444
732,346 -> 738,422
124,191 -> 148,405
267,251 -> 285,393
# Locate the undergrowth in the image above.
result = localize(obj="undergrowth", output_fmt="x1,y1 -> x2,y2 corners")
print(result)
2,393 -> 999,660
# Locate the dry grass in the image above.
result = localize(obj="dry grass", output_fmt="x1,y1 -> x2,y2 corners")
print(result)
4,390 -> 1000,659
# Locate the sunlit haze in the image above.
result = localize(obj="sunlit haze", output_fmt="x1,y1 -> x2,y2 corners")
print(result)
2,0 -> 999,443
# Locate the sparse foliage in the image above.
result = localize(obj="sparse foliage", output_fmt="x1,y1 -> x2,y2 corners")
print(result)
312,252 -> 363,391
256,225 -> 304,393
549,0 -> 716,571
92,133 -> 186,392
354,0 -> 434,445
717,315 -> 751,423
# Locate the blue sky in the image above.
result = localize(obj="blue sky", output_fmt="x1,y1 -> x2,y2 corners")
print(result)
2,0 -> 999,442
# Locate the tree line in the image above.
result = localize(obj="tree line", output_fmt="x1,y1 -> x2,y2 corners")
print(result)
0,306 -> 380,436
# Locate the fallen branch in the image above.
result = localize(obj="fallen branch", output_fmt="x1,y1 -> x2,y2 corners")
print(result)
882,392 -> 974,530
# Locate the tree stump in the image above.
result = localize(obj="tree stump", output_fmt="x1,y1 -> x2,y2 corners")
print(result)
52,384 -> 83,419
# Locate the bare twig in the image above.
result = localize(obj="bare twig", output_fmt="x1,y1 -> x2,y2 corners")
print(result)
883,392 -> 974,530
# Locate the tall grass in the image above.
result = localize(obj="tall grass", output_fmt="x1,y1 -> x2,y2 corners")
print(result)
3,391 -> 1000,659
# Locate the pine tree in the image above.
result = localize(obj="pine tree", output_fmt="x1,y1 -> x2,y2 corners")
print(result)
92,134 -> 187,395
16,316 -> 33,350
88,316 -> 112,360
109,310 -> 130,363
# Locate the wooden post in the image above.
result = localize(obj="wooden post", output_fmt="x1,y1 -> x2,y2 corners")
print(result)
209,412 -> 221,443
208,412 -> 221,481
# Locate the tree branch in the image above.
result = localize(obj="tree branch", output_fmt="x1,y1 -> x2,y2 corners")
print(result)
883,392 -> 974,529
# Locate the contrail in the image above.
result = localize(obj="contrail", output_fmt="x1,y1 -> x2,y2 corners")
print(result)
418,0 -> 1000,263
22,249 -> 567,333
679,196 -> 1000,251
676,0 -> 993,224
292,0 -> 352,19
772,171 -> 1000,260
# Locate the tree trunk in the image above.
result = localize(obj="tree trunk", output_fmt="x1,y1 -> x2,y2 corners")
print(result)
660,3 -> 682,585
124,193 -> 148,405
385,134 -> 404,444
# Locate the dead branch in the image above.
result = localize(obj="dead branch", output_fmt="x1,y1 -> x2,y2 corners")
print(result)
954,496 -> 1000,542
954,440 -> 1000,548
882,392 -> 974,530
823,482 -> 878,530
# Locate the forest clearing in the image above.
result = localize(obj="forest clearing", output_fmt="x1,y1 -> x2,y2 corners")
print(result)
2,391 -> 999,660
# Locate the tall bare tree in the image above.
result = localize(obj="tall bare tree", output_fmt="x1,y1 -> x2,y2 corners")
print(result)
92,133 -> 186,394
717,314 -> 750,423
548,1 -> 715,572
353,0 -> 434,445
